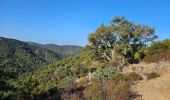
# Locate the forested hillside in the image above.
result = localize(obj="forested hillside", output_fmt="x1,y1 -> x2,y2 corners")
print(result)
0,37 -> 83,99
0,37 -> 64,77
27,42 -> 82,56
1,17 -> 170,100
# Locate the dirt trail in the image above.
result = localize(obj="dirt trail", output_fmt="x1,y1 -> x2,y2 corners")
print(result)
133,73 -> 170,100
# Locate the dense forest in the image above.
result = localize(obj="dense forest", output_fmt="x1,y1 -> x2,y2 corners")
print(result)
0,37 -> 63,76
0,17 -> 170,100
0,37 -> 82,99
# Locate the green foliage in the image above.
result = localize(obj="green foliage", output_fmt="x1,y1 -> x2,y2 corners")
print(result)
144,39 -> 170,63
27,42 -> 82,56
0,37 -> 82,99
91,67 -> 118,83
88,16 -> 157,64
57,76 -> 75,89
134,51 -> 145,61
11,47 -> 92,96
1,17 -> 169,100
145,39 -> 170,55
0,37 -> 63,78
9,76 -> 38,97
0,80 -> 15,100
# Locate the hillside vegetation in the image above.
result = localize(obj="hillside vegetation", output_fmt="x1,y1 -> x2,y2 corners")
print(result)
27,42 -> 82,56
1,17 -> 170,100
0,37 -> 64,77
0,37 -> 81,99
144,39 -> 170,63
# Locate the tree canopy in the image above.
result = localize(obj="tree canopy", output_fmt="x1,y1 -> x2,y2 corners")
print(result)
88,16 -> 157,64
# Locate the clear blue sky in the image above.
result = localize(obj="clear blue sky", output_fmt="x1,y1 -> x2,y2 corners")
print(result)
0,0 -> 170,46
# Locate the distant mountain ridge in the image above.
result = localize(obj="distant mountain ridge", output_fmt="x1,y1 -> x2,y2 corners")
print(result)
0,37 -> 64,77
0,37 -> 81,79
0,37 -> 83,99
27,42 -> 82,56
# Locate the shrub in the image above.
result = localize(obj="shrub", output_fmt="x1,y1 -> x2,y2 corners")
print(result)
84,72 -> 142,100
134,51 -> 145,62
57,76 -> 75,89
144,50 -> 170,63
91,67 -> 118,83
104,81 -> 131,100
125,72 -> 143,82
84,82 -> 104,100
144,39 -> 170,63
145,72 -> 160,80
110,73 -> 143,85
84,81 -> 131,100
145,39 -> 170,55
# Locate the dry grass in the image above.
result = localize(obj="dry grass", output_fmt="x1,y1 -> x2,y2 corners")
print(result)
145,72 -> 160,80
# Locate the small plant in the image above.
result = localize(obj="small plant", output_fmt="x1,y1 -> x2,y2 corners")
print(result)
126,72 -> 143,82
104,81 -> 131,100
84,82 -> 104,100
146,72 -> 160,80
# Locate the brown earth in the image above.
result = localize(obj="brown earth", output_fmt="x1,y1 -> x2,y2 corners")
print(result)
133,73 -> 170,100
126,62 -> 170,100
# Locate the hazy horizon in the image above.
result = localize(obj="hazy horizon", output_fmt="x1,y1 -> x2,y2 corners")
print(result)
0,0 -> 170,46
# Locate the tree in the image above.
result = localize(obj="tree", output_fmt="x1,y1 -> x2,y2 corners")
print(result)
88,16 -> 157,64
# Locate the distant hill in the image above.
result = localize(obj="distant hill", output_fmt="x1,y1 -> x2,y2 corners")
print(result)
0,37 -> 82,98
0,37 -> 63,78
27,42 -> 82,56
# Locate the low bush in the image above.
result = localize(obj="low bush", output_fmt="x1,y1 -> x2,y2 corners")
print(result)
145,72 -> 160,80
84,83 -> 104,100
125,72 -> 143,82
105,81 -> 131,100
145,39 -> 170,55
57,76 -> 75,89
84,72 -> 142,100
144,39 -> 170,63
91,67 -> 118,83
